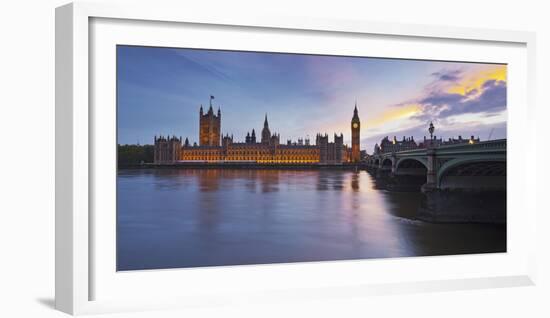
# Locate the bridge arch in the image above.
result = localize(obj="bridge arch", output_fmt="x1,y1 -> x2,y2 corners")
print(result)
381,158 -> 393,169
394,157 -> 428,177
395,157 -> 428,170
388,157 -> 428,191
437,157 -> 506,189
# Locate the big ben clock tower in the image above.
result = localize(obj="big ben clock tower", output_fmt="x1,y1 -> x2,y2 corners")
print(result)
351,102 -> 361,162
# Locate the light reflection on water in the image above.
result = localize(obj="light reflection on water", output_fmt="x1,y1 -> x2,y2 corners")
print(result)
117,169 -> 505,270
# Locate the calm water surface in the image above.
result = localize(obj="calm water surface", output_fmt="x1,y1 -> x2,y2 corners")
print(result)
117,168 -> 506,270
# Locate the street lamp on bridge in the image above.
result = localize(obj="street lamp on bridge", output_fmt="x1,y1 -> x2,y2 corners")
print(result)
428,121 -> 435,140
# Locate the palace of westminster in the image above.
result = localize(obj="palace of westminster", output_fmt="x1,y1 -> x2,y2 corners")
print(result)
153,98 -> 362,164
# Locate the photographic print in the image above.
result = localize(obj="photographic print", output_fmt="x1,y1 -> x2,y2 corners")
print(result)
116,45 -> 506,271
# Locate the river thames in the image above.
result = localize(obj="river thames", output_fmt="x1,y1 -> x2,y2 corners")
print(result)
117,168 -> 506,271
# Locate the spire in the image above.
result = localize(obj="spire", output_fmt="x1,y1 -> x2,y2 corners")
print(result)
207,96 -> 214,114
264,113 -> 269,128
217,106 -> 221,116
352,101 -> 360,121
199,104 -> 203,115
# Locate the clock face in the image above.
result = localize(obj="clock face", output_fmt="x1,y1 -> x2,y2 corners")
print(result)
352,123 -> 358,129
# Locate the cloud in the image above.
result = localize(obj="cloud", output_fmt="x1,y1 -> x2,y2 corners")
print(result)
415,79 -> 506,121
445,64 -> 506,95
362,117 -> 507,154
172,49 -> 233,82
361,64 -> 507,154
431,69 -> 461,82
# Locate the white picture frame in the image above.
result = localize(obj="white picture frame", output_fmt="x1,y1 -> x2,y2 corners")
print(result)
55,1 -> 537,315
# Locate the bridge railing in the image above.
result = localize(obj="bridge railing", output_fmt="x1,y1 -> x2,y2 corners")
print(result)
371,139 -> 506,158
435,139 -> 506,151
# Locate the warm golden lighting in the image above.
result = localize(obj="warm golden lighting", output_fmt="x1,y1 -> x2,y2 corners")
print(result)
366,104 -> 421,128
446,65 -> 507,96
469,139 -> 474,144
157,103 -> 357,165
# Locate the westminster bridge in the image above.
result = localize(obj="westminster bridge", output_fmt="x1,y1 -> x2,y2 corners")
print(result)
366,139 -> 506,223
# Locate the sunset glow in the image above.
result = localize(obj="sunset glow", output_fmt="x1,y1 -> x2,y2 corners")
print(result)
446,65 -> 507,96
367,104 -> 422,128
117,46 -> 507,153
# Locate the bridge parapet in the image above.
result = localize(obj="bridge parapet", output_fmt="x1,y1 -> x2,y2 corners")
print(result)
369,139 -> 506,160
368,139 -> 506,187
433,139 -> 506,156
365,138 -> 506,223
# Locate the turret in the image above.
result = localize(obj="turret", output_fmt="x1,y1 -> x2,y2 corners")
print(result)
261,114 -> 271,144
251,129 -> 256,143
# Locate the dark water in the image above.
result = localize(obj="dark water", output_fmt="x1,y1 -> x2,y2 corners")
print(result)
117,169 -> 506,271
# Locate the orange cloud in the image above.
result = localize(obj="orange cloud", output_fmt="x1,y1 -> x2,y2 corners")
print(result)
366,104 -> 421,128
446,65 -> 507,96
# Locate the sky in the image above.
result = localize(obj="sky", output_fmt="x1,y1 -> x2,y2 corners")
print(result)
117,45 -> 507,153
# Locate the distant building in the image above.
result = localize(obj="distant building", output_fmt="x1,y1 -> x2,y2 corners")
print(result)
316,133 -> 350,164
360,150 -> 367,161
153,135 -> 182,164
374,136 -> 418,154
373,134 -> 481,154
153,98 -> 360,164
417,135 -> 480,148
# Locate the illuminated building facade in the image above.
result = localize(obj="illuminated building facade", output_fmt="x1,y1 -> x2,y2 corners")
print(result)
154,99 -> 359,164
199,102 -> 221,146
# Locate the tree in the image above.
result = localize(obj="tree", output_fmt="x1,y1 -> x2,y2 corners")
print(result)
117,144 -> 154,167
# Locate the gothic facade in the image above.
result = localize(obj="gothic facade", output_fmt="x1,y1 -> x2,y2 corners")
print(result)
153,135 -> 182,164
374,136 -> 419,154
154,99 -> 360,165
351,103 -> 361,162
199,104 -> 221,146
317,133 -> 348,164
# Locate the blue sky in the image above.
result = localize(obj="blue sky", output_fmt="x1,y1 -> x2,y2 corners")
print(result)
117,45 -> 507,153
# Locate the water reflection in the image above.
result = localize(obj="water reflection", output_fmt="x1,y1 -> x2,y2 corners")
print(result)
117,168 -> 505,270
